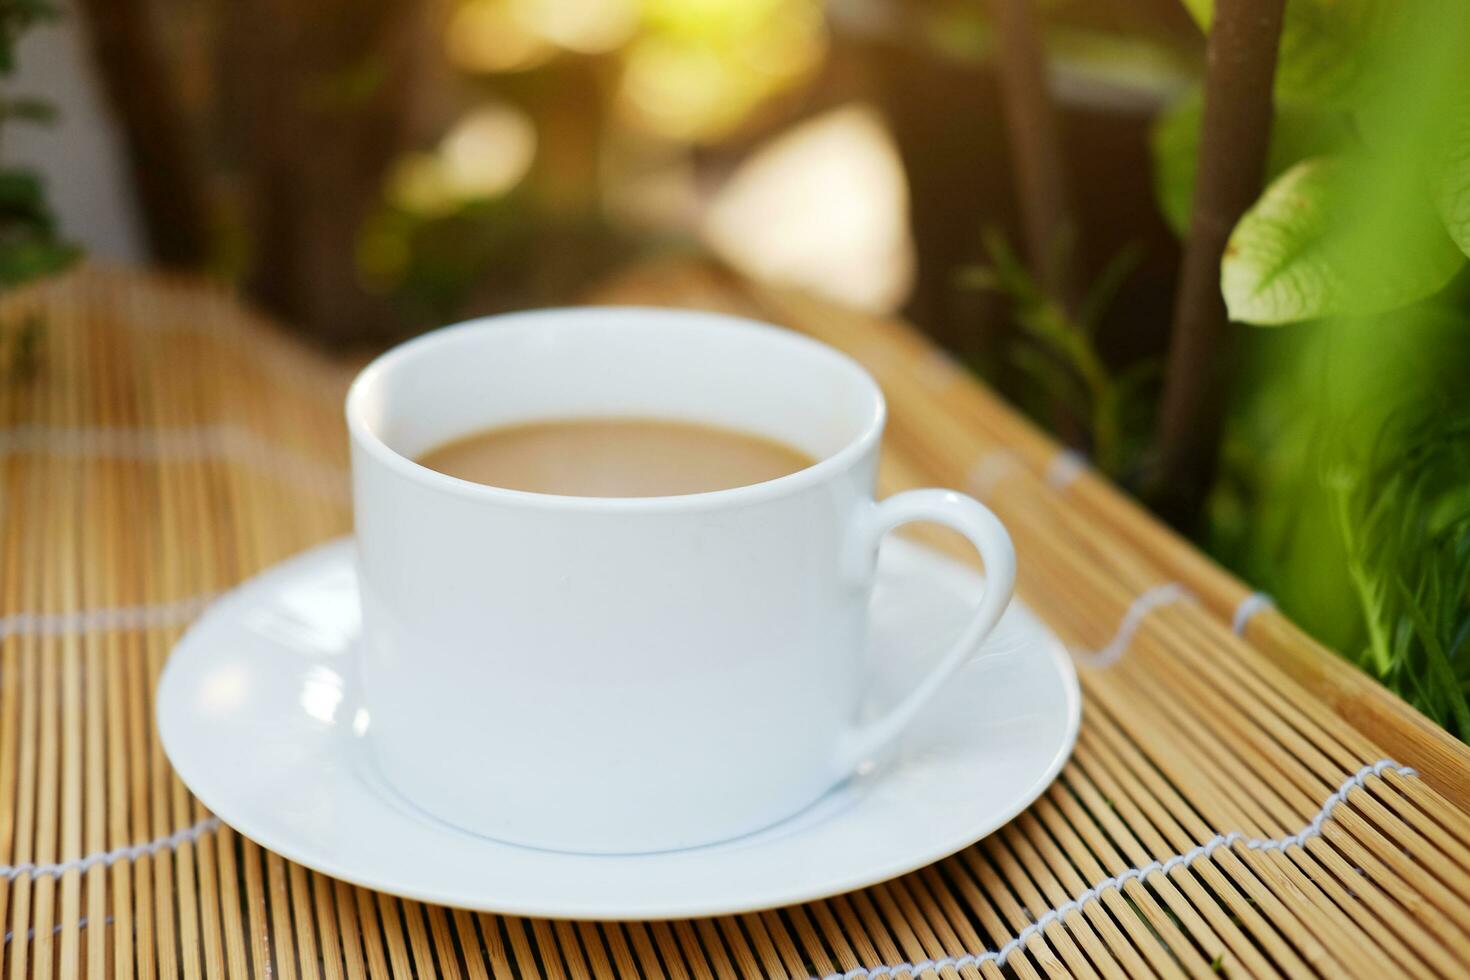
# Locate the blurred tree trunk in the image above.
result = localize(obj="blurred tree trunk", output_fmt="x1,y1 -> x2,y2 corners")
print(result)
984,0 -> 1081,312
78,0 -> 451,345
865,36 -> 1017,365
217,0 -> 451,346
75,0 -> 210,266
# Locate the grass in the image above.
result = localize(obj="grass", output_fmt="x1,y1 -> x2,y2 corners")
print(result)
1332,413 -> 1470,738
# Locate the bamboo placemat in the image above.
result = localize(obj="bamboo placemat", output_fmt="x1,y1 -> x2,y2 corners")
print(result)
2,264 -> 1468,979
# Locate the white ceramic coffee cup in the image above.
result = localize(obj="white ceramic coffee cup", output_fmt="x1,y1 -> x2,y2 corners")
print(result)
346,307 -> 1016,854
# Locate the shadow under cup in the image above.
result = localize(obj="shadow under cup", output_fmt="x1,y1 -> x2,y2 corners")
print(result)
345,307 -> 889,853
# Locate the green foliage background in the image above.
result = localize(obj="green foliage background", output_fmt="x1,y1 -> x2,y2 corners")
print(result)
1151,0 -> 1470,735
0,0 -> 78,290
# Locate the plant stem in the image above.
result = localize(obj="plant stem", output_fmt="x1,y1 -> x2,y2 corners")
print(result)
1152,0 -> 1286,530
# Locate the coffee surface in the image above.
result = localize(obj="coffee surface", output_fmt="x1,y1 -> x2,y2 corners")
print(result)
416,417 -> 815,497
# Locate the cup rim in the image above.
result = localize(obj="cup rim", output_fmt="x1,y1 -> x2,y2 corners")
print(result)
345,306 -> 887,512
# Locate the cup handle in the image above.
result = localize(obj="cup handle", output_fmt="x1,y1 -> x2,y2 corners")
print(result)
836,488 -> 1017,774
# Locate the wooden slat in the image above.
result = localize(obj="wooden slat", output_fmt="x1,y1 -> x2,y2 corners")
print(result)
0,263 -> 1468,979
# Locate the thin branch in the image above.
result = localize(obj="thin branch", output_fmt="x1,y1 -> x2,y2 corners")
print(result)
983,0 -> 1081,311
1152,0 -> 1286,529
984,0 -> 1089,447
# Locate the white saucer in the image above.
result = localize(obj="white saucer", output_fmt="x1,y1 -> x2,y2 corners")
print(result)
158,537 -> 1079,920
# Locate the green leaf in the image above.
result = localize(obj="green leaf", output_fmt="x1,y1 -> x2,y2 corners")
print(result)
1151,87 -> 1353,238
0,0 -> 62,74
0,168 -> 48,222
1077,242 -> 1142,334
1274,0 -> 1395,106
1010,344 -> 1087,421
1150,89 -> 1201,237
0,239 -> 79,287
1431,100 -> 1470,258
1222,157 -> 1466,325
0,96 -> 55,123
1179,0 -> 1210,30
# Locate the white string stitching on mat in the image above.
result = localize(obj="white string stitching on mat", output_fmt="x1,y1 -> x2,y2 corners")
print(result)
5,914 -> 113,946
0,423 -> 349,502
1071,583 -> 1191,669
966,450 -> 1021,500
917,350 -> 964,393
0,592 -> 222,642
965,447 -> 1185,670
967,447 -> 1089,499
1232,591 -> 1276,636
1046,448 -> 1087,490
0,816 -> 221,881
815,760 -> 1416,980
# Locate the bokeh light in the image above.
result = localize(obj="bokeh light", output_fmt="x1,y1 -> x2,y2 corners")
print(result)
703,104 -> 915,313
386,102 -> 536,216
439,103 -> 538,199
512,0 -> 639,54
617,0 -> 827,141
386,153 -> 461,217
620,37 -> 738,141
447,0 -> 555,73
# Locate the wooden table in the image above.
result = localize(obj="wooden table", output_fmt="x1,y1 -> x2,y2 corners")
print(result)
2,262 -> 1468,978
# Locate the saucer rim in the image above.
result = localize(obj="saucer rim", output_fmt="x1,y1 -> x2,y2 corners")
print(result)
158,536 -> 1081,920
